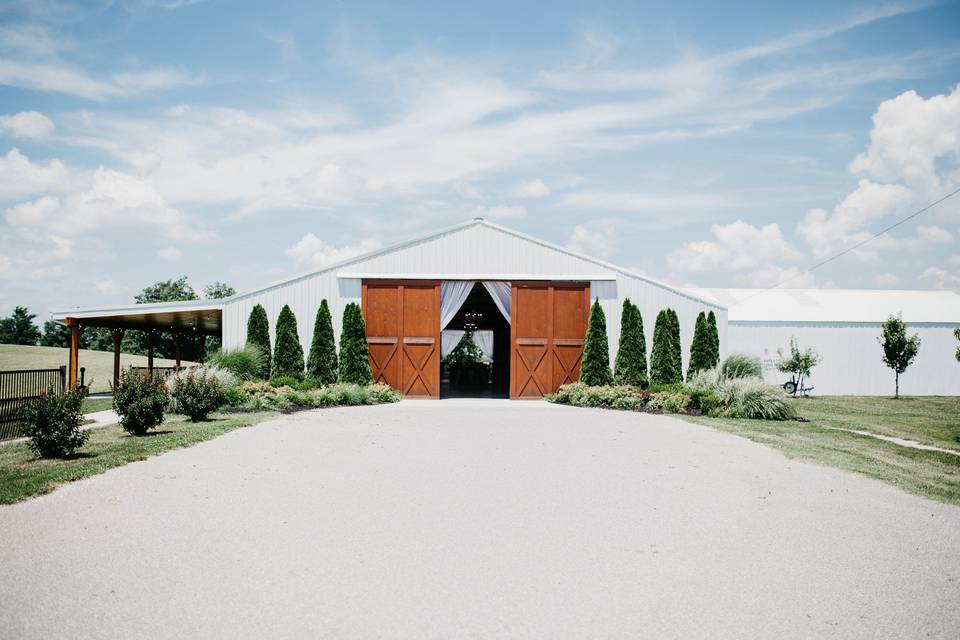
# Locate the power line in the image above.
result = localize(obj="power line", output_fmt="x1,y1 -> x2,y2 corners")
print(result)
737,184 -> 960,302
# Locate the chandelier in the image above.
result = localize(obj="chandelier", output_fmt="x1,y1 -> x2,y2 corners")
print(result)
464,310 -> 483,331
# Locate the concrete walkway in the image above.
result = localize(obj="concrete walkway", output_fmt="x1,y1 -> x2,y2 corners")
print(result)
1,403 -> 958,639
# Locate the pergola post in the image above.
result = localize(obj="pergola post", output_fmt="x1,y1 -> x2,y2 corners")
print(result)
111,328 -> 125,391
67,318 -> 81,389
147,331 -> 155,378
174,332 -> 182,370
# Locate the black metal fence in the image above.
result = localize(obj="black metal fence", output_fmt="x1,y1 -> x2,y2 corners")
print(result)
0,367 -> 67,440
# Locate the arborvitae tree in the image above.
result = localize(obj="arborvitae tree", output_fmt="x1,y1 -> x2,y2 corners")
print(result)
246,304 -> 272,379
0,306 -> 41,345
668,309 -> 683,382
706,310 -> 720,368
687,312 -> 713,378
580,299 -> 614,386
879,314 -> 920,399
307,299 -> 338,384
338,303 -> 373,385
272,305 -> 305,380
650,309 -> 682,385
614,299 -> 648,388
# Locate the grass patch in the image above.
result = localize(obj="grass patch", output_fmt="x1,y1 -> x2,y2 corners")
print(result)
686,396 -> 960,506
0,411 -> 273,505
81,396 -> 114,414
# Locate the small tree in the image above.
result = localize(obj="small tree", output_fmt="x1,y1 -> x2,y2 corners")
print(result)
777,337 -> 820,396
338,303 -> 373,385
650,309 -> 682,385
706,310 -> 720,368
307,299 -> 338,384
954,327 -> 959,363
246,304 -> 272,379
272,305 -> 305,379
879,314 -> 920,399
0,306 -> 41,345
668,309 -> 683,382
614,299 -> 648,388
687,312 -> 713,378
580,299 -> 613,386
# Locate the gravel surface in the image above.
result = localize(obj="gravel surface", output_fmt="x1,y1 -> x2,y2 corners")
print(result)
1,401 -> 958,639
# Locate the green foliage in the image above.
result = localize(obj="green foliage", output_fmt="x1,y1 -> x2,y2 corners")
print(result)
39,320 -> 74,348
687,311 -> 714,378
650,309 -> 682,385
246,304 -> 272,379
202,282 -> 236,300
614,299 -> 648,388
0,306 -> 41,345
129,277 -> 204,361
721,353 -> 763,379
272,305 -> 305,379
879,314 -> 921,398
955,327 -> 960,363
686,368 -> 795,420
113,371 -> 169,435
706,310 -> 720,368
580,299 -> 614,386
338,303 -> 373,385
547,383 -> 650,410
166,366 -> 231,421
442,331 -> 486,367
205,344 -> 266,381
777,338 -> 820,377
230,380 -> 400,411
647,391 -> 692,414
270,375 -> 302,388
306,300 -> 338,384
19,388 -> 88,458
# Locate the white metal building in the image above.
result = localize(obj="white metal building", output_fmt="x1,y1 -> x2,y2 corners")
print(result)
692,288 -> 960,396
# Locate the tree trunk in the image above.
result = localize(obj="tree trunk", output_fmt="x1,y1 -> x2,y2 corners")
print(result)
895,372 -> 899,399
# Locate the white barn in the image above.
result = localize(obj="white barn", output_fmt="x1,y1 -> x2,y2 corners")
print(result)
694,288 -> 960,396
55,219 -> 725,399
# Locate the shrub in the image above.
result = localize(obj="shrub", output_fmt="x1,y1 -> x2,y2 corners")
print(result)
307,299 -> 338,384
270,375 -> 302,389
230,380 -> 399,411
547,383 -> 650,410
167,366 -> 233,421
246,304 -> 272,379
706,310 -> 720,368
647,391 -> 691,414
114,371 -> 169,435
614,299 -> 648,388
715,377 -> 796,420
720,353 -> 762,379
667,309 -> 682,381
273,305 -> 305,379
19,388 -> 88,458
338,303 -> 373,385
580,299 -> 614,386
206,344 -> 266,381
687,312 -> 714,378
650,310 -> 682,385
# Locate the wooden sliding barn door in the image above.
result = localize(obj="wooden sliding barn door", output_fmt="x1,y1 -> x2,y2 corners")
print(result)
510,281 -> 590,398
362,280 -> 440,398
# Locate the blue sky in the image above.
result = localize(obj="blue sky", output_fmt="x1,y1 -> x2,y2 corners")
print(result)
1,0 -> 959,320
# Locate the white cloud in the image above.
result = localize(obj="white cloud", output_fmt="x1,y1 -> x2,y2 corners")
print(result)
951,254 -> 960,266
512,179 -> 551,198
157,246 -> 183,261
0,149 -> 73,200
565,223 -> 615,258
873,272 -> 901,286
286,234 -> 382,268
668,220 -> 803,273
0,111 -> 54,138
94,278 -> 124,295
914,225 -> 955,246
920,266 -> 960,290
0,59 -> 203,100
559,189 -> 735,218
472,204 -> 527,220
734,264 -> 817,288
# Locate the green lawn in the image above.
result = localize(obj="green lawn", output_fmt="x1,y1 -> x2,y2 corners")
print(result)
0,411 -> 273,504
81,397 -> 115,414
687,396 -> 960,507
0,344 -> 195,393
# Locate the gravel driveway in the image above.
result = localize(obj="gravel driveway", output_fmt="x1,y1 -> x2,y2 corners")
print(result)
1,400 -> 958,639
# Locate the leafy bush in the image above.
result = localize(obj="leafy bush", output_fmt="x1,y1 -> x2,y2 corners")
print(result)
114,371 -> 169,435
580,299 -> 614,386
206,344 -> 266,381
720,353 -> 762,379
273,304 -> 305,379
715,377 -> 796,420
245,304 -> 272,379
614,299 -> 648,388
167,366 -> 233,421
338,302 -> 373,385
270,375 -> 302,389
647,391 -> 691,413
547,383 -> 650,410
229,380 -> 400,411
307,299 -> 338,384
19,388 -> 88,458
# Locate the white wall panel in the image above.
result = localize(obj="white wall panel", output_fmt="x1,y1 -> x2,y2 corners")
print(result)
727,322 -> 960,395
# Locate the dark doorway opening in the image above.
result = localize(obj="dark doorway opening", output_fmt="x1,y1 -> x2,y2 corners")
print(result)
441,282 -> 510,399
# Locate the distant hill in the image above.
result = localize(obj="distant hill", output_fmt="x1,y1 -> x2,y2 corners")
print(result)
0,344 -> 195,393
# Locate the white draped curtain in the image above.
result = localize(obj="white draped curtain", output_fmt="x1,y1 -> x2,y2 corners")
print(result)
481,281 -> 512,324
441,329 -> 494,361
440,281 -> 475,329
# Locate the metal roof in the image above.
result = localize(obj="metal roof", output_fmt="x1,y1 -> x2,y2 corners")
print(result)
689,288 -> 960,324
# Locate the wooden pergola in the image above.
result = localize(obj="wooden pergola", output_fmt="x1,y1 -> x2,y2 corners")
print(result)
52,302 -> 223,390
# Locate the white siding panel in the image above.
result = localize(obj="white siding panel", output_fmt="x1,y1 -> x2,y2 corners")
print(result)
727,322 -> 960,395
